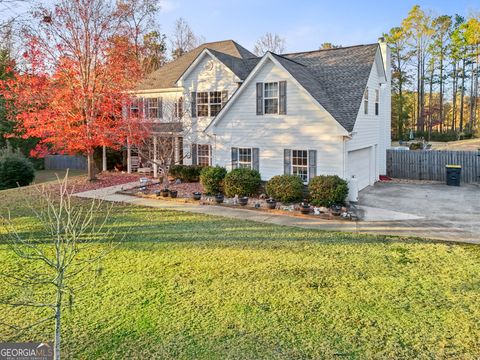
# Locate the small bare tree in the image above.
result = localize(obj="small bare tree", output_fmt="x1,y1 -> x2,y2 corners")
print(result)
170,17 -> 203,59
0,174 -> 120,360
253,32 -> 286,55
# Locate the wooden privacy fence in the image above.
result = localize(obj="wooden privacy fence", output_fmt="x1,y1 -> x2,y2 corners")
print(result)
44,155 -> 87,170
387,150 -> 480,183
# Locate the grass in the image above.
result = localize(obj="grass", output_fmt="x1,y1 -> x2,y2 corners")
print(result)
34,169 -> 86,184
0,186 -> 480,359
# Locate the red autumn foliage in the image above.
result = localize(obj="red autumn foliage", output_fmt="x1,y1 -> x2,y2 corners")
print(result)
0,0 -> 151,180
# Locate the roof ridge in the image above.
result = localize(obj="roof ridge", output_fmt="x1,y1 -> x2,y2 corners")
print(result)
269,52 -> 306,67
281,43 -> 378,56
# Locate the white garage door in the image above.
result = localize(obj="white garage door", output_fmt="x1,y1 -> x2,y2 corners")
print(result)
348,147 -> 372,190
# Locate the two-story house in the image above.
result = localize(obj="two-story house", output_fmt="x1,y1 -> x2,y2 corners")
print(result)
130,38 -> 391,191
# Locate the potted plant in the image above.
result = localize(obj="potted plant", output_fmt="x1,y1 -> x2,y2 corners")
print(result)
193,192 -> 202,201
330,204 -> 342,216
169,190 -> 178,198
266,198 -> 276,209
300,201 -> 311,215
160,188 -> 169,197
239,196 -> 249,206
215,193 -> 224,204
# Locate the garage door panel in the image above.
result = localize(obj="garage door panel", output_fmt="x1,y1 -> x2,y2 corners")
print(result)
348,148 -> 371,190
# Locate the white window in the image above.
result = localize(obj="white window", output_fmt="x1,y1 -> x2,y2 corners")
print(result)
364,87 -> 369,115
264,82 -> 279,114
292,150 -> 308,183
130,98 -> 140,118
238,148 -> 252,169
174,97 -> 183,118
146,98 -> 159,119
375,89 -> 379,116
197,144 -> 211,166
197,91 -> 222,117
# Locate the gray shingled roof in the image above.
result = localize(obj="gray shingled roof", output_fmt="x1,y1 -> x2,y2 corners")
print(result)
208,49 -> 260,80
137,40 -> 256,90
137,40 -> 380,132
281,44 -> 380,132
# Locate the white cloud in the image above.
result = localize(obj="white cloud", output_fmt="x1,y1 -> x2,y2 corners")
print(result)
161,0 -> 179,13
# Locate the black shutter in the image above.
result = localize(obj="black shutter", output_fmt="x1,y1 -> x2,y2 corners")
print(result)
221,90 -> 228,107
191,92 -> 197,118
231,147 -> 239,169
308,150 -> 317,181
179,97 -> 184,118
256,82 -> 263,115
252,148 -> 259,172
279,81 -> 287,115
284,149 -> 291,175
191,144 -> 197,165
157,97 -> 163,119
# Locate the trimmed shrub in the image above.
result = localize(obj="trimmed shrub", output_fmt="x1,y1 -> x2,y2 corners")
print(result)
0,149 -> 35,190
169,165 -> 203,182
308,175 -> 348,207
265,175 -> 304,203
200,166 -> 227,195
224,168 -> 261,197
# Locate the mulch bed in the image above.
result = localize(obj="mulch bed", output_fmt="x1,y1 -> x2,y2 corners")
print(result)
120,181 -> 357,221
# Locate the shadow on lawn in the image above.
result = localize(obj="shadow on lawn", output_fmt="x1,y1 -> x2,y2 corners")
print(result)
0,202 -> 465,249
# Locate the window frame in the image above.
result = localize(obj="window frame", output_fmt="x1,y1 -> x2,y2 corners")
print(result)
264,82 -> 279,115
196,91 -> 222,117
130,98 -> 140,118
291,149 -> 309,183
364,87 -> 369,115
237,147 -> 253,169
146,98 -> 159,119
196,144 -> 211,166
375,89 -> 379,116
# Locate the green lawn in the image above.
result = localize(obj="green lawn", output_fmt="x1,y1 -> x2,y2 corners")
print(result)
0,187 -> 479,359
33,169 -> 86,184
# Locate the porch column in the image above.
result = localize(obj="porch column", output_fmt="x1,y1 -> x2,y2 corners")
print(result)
174,137 -> 179,164
127,139 -> 132,174
153,135 -> 158,178
102,145 -> 107,172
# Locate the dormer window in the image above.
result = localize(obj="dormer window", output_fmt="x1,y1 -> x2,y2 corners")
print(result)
264,82 -> 279,114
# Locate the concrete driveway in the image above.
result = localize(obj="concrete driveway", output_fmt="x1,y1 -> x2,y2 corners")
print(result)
358,182 -> 480,243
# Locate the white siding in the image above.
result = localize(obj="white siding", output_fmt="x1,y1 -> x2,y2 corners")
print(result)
181,54 -> 241,164
209,58 -> 346,180
346,48 -> 390,184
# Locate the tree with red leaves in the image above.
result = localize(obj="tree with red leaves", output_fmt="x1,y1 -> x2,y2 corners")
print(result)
1,0 -> 146,180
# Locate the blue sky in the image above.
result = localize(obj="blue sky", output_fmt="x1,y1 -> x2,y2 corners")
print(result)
158,0 -> 479,52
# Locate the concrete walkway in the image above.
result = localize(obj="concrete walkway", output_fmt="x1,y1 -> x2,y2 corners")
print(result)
73,182 -> 480,244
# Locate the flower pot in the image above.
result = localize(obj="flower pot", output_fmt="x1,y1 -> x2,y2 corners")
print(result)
169,190 -> 178,198
300,203 -> 311,215
215,194 -> 224,204
330,205 -> 342,216
266,199 -> 276,209
239,197 -> 248,206
160,189 -> 169,197
193,192 -> 202,201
